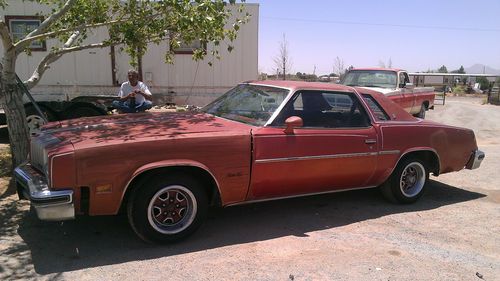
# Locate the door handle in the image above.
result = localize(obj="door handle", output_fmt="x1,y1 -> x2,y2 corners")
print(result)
365,139 -> 377,144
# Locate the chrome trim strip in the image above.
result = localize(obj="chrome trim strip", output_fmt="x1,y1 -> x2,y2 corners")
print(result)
254,133 -> 370,138
226,185 -> 377,207
255,152 -> 378,164
379,150 -> 400,155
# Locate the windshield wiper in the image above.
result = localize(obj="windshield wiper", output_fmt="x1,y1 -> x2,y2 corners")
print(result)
345,84 -> 359,87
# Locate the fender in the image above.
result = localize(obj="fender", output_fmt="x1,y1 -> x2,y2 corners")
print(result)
120,159 -> 222,205
378,147 -> 441,185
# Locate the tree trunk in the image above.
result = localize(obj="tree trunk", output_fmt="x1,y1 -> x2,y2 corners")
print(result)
0,82 -> 29,167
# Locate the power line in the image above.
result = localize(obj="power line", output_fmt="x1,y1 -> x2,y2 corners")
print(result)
262,16 -> 500,32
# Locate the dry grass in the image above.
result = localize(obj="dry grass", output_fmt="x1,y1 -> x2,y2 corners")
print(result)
0,147 -> 11,178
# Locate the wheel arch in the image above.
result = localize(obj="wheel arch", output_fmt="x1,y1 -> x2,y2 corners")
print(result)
119,160 -> 222,213
397,148 -> 441,176
422,100 -> 430,109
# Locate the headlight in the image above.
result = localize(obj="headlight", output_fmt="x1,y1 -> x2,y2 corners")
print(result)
30,133 -> 60,177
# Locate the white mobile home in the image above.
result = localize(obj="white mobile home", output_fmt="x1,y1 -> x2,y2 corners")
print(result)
0,2 -> 259,106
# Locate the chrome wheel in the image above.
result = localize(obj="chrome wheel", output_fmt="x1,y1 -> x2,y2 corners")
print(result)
147,185 -> 197,235
26,114 -> 47,136
399,162 -> 426,197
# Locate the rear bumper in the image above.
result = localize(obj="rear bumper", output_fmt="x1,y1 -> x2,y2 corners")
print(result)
466,149 -> 485,170
14,163 -> 75,221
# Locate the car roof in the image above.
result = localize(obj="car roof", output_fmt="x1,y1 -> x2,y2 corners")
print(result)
244,80 -> 355,92
242,80 -> 416,122
349,68 -> 404,72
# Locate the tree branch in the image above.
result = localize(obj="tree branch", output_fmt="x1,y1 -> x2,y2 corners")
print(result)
24,36 -> 114,89
16,18 -> 126,48
0,21 -> 14,52
15,0 -> 77,52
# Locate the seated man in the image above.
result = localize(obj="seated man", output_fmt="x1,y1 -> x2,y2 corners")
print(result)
112,69 -> 153,113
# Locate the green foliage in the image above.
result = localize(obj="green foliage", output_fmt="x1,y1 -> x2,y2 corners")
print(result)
437,65 -> 448,73
476,77 -> 490,90
450,65 -> 466,74
17,0 -> 250,66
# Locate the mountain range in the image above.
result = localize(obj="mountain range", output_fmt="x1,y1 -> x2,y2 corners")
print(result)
465,64 -> 500,75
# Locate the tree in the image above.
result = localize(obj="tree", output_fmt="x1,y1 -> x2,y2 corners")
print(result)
451,65 -> 466,74
273,33 -> 293,80
333,56 -> 345,78
0,0 -> 248,166
476,77 -> 490,91
377,58 -> 392,69
437,65 -> 448,73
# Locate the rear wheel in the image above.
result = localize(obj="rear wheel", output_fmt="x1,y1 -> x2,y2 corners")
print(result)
417,104 -> 426,119
25,105 -> 55,136
381,158 -> 428,204
127,174 -> 208,243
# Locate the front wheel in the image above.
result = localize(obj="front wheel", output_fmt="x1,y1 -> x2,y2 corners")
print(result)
380,158 -> 429,204
127,174 -> 208,243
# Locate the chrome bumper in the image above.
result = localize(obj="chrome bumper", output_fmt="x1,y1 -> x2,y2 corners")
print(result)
466,149 -> 485,170
14,163 -> 75,221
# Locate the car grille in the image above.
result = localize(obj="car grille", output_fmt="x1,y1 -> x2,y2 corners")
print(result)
30,134 -> 60,175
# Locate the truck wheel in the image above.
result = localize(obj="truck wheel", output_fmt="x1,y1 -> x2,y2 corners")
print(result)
65,106 -> 105,119
380,157 -> 429,204
127,174 -> 208,243
417,104 -> 426,119
25,105 -> 55,136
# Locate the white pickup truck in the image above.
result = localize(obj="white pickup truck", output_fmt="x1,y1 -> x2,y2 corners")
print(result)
341,68 -> 435,118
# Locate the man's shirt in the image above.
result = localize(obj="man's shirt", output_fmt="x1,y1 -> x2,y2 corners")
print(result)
119,81 -> 152,105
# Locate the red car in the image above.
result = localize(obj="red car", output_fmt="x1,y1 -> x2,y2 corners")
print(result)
15,81 -> 484,243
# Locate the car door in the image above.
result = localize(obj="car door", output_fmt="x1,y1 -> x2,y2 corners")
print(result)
399,72 -> 416,113
249,90 -> 379,199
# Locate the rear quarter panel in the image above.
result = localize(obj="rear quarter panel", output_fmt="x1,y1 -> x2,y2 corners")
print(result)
373,121 -> 477,185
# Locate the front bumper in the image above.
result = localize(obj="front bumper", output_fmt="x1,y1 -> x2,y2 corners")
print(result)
466,149 -> 485,170
14,163 -> 75,221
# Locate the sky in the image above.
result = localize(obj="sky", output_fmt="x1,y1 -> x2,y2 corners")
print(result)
245,0 -> 500,75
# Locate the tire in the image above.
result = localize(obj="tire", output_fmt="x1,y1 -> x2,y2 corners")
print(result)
127,174 -> 208,243
380,158 -> 429,204
417,104 -> 426,119
25,105 -> 56,136
64,106 -> 105,120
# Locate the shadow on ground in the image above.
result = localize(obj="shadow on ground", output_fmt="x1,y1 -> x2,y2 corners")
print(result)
0,180 -> 485,277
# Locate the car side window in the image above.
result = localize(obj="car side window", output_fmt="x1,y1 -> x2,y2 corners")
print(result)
362,94 -> 390,121
272,91 -> 370,128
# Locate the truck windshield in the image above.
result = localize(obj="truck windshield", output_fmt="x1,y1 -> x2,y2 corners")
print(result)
202,84 -> 289,126
342,70 -> 397,89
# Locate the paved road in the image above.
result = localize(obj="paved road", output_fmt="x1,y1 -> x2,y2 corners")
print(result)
0,96 -> 498,280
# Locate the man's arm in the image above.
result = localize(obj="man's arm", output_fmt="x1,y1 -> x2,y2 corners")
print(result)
135,82 -> 153,101
118,83 -> 135,101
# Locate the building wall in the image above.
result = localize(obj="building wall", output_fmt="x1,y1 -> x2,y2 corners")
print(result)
1,2 -> 259,106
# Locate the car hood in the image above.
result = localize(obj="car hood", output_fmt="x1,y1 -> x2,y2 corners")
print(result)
357,87 -> 398,95
41,112 -> 253,149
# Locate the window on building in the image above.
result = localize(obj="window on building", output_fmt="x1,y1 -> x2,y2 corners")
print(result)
172,39 -> 205,54
5,16 -> 46,51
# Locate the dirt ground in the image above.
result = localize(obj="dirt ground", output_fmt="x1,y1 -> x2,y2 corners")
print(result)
0,96 -> 498,281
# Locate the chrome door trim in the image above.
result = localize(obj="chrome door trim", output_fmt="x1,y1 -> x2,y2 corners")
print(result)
255,152 -> 379,164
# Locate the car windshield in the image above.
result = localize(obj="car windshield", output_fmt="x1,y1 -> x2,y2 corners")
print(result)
202,84 -> 289,126
342,70 -> 397,89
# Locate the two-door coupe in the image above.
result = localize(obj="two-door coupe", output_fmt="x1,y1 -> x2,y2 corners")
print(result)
15,81 -> 484,242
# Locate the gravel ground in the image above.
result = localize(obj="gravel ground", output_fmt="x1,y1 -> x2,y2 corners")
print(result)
0,96 -> 498,281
